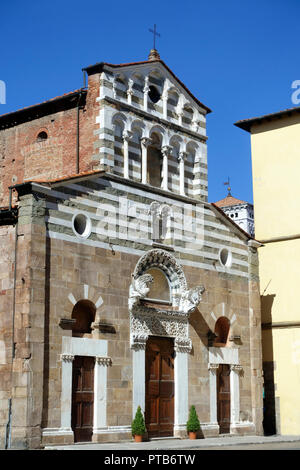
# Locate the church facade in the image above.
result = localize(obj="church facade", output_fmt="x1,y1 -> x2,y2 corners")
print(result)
0,50 -> 263,448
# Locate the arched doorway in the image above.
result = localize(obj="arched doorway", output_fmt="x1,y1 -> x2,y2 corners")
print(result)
71,300 -> 96,442
129,249 -> 204,438
217,364 -> 231,434
145,336 -> 175,437
214,316 -> 231,433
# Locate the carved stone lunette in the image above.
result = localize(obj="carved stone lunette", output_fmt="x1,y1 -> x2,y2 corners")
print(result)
129,249 -> 205,353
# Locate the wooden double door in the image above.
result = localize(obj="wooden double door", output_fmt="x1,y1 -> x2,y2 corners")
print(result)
217,364 -> 231,434
145,337 -> 175,437
71,356 -> 95,442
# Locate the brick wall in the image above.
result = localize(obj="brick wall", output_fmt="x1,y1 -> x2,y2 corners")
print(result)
0,74 -> 101,208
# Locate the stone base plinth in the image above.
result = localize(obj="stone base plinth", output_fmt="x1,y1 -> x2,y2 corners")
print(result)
41,428 -> 74,447
230,422 -> 256,436
92,426 -> 132,443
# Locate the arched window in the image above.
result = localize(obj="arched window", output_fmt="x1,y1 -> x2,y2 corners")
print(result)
144,267 -> 171,302
214,317 -> 230,347
112,114 -> 126,173
115,74 -> 127,101
147,131 -> 162,187
186,141 -> 198,196
36,131 -> 48,142
71,300 -> 96,337
131,73 -> 144,105
130,121 -> 144,180
147,70 -> 163,111
182,105 -> 194,127
167,89 -> 179,120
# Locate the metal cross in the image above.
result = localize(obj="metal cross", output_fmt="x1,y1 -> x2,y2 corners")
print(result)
149,24 -> 161,50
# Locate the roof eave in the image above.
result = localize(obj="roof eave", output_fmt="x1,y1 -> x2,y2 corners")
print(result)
234,105 -> 300,133
0,89 -> 87,130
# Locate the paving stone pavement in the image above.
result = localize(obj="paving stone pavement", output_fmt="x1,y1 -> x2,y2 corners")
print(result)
44,434 -> 300,451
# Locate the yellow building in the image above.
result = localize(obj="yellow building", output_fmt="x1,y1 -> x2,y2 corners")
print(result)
235,108 -> 300,436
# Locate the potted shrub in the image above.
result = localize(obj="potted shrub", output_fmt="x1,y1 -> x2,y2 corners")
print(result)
186,405 -> 200,439
131,406 -> 146,442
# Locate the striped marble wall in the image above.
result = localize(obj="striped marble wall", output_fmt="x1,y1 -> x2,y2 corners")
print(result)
33,176 -> 250,280
95,63 -> 208,201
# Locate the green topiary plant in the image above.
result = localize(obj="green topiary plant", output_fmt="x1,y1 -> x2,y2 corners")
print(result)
186,405 -> 200,433
131,406 -> 146,437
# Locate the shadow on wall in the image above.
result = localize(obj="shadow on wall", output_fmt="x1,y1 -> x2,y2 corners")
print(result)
189,307 -> 212,350
261,293 -> 278,436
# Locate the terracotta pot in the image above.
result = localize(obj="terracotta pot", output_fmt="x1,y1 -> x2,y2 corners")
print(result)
189,431 -> 197,440
134,435 -> 143,443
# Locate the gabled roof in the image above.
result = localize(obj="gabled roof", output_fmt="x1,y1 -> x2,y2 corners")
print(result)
83,58 -> 211,114
214,195 -> 249,208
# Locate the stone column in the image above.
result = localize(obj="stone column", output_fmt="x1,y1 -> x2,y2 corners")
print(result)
141,137 -> 152,184
161,146 -> 171,191
93,357 -> 111,435
178,152 -> 187,196
122,130 -> 133,179
162,91 -> 168,120
127,79 -> 134,106
177,108 -> 183,127
174,348 -> 189,437
132,342 -> 147,417
143,77 -> 149,112
230,364 -> 242,428
60,354 -> 75,433
208,363 -> 219,426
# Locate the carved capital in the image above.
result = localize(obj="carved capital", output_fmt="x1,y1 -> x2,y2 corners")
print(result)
161,145 -> 172,158
130,333 -> 148,350
141,137 -> 152,148
208,363 -> 219,373
122,130 -> 133,142
61,354 -> 75,363
230,364 -> 243,374
178,151 -> 187,163
174,337 -> 192,353
96,356 -> 112,367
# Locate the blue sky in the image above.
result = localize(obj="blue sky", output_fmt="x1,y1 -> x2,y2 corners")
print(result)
1,0 -> 299,203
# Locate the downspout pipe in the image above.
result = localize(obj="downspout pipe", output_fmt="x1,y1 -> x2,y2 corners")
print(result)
76,88 -> 87,174
76,92 -> 81,174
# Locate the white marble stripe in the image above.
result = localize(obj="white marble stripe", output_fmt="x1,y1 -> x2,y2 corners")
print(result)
39,184 -> 245,244
46,204 -> 245,249
47,212 -> 247,266
44,195 -> 244,246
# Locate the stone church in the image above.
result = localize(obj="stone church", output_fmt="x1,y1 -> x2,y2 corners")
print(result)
0,48 -> 263,448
